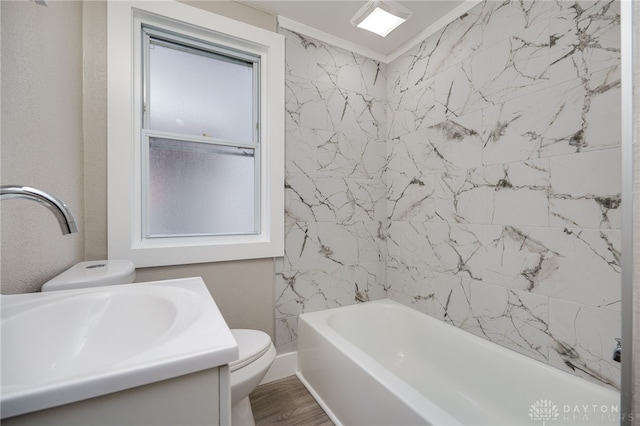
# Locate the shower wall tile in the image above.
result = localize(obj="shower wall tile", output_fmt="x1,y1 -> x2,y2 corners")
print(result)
481,65 -> 621,165
549,147 -> 622,229
279,0 -> 621,391
549,0 -> 621,85
316,43 -> 387,99
354,262 -> 388,302
464,24 -> 550,106
432,159 -> 551,227
430,24 -> 551,119
435,167 -> 490,224
286,175 -> 354,223
431,63 -> 489,119
285,126 -> 386,181
548,298 -> 621,388
483,225 -> 621,310
386,132 -> 434,180
433,276 -> 550,363
317,133 -> 387,180
484,159 -> 550,226
481,86 -> 567,165
387,222 -> 484,280
481,0 -> 558,50
285,126 -> 317,175
385,0 -> 621,389
283,30 -> 323,82
282,220 -> 387,271
285,175 -> 385,227
387,222 -> 440,271
419,111 -> 484,173
386,263 -> 436,316
386,8 -> 483,97
285,76 -> 385,139
387,174 -> 436,224
277,27 -> 388,352
385,111 -> 484,224
275,260 -> 388,349
275,315 -> 298,354
387,79 -> 442,139
391,271 -> 552,363
283,28 -> 386,99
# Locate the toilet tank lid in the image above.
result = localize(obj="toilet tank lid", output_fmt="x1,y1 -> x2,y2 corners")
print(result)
229,329 -> 273,371
42,260 -> 136,291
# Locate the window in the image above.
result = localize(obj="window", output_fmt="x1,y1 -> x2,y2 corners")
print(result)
107,2 -> 284,267
143,28 -> 260,237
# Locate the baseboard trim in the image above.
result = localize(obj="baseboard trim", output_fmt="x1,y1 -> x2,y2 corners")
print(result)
259,351 -> 298,385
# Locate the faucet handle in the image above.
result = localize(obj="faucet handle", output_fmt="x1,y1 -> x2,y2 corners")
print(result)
613,338 -> 621,363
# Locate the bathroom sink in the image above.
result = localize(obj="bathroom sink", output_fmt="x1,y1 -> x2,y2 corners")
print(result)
0,277 -> 238,419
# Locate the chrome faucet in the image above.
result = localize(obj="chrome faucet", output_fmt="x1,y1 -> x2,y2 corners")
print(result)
0,185 -> 79,235
613,338 -> 621,363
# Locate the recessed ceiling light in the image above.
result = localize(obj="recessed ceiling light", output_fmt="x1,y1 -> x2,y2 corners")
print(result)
351,0 -> 412,38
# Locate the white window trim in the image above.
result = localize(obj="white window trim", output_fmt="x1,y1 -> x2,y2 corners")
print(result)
107,1 -> 284,267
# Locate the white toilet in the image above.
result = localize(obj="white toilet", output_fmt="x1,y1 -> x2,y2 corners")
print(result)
228,329 -> 277,426
42,260 -> 276,426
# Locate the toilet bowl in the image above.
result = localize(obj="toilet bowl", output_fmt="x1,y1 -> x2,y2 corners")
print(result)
229,329 -> 277,426
42,261 -> 276,426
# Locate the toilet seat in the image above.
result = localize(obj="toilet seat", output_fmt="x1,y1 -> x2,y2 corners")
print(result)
229,329 -> 272,372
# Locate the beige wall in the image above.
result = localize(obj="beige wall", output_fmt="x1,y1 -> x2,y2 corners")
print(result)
1,0 -> 277,339
1,1 -> 85,294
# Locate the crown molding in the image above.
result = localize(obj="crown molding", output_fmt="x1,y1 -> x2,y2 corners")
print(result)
277,15 -> 388,63
386,0 -> 482,63
277,0 -> 481,64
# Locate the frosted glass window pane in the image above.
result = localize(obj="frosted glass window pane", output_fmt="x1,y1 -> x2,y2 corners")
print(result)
147,137 -> 256,237
148,40 -> 254,143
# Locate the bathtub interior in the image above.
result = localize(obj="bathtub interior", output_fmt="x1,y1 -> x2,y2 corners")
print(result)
298,299 -> 620,426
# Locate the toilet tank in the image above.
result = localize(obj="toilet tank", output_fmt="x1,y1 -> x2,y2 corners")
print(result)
41,260 -> 136,292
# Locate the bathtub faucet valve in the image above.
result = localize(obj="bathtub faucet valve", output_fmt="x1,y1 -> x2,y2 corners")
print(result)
613,338 -> 621,363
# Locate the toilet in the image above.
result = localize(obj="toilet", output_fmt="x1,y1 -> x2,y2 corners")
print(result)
228,329 -> 277,426
42,260 -> 276,426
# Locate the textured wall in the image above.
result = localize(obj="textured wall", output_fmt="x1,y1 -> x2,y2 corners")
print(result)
1,1 -> 85,293
386,0 -> 621,389
276,28 -> 388,352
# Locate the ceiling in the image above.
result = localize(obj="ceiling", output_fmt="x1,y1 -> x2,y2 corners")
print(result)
235,0 -> 471,60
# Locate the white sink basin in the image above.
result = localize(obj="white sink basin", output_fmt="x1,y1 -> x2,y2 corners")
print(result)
1,277 -> 238,419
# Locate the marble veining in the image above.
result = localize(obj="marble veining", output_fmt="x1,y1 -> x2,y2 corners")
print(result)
277,26 -> 388,354
277,0 -> 621,390
385,3 -> 621,391
549,0 -> 621,84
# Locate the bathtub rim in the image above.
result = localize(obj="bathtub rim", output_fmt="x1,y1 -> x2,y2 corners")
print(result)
298,300 -> 464,425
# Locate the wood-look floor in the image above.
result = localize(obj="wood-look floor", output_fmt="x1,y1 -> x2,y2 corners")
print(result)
249,376 -> 334,426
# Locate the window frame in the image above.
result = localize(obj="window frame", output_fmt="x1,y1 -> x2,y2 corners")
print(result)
107,1 -> 284,267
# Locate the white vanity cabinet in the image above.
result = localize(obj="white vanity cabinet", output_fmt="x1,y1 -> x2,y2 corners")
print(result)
2,366 -> 231,426
1,278 -> 237,426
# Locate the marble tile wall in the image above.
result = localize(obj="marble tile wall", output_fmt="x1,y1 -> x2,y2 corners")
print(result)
276,29 -> 388,352
386,0 -> 621,389
277,0 -> 621,390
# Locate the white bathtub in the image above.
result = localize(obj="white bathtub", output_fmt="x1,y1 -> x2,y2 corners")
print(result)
297,299 -> 620,426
